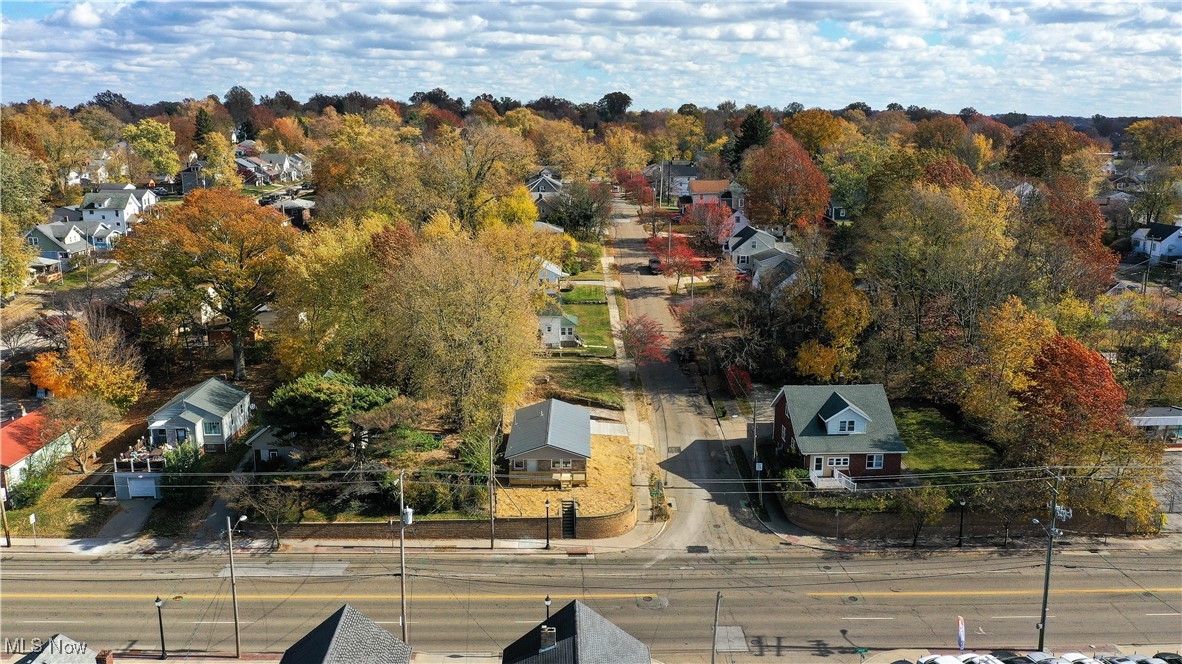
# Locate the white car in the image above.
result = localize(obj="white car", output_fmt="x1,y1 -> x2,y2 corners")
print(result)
919,657 -> 967,664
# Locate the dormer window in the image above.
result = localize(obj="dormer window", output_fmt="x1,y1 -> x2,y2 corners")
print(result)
838,420 -> 856,433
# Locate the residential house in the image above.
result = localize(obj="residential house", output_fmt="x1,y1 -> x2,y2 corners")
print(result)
250,426 -> 300,467
750,249 -> 800,294
236,157 -> 271,185
505,399 -> 590,487
79,191 -> 142,232
259,153 -> 300,182
645,160 -> 701,200
1110,174 -> 1144,193
772,384 -> 909,490
24,223 -> 95,270
526,170 -> 565,213
0,409 -> 73,496
502,599 -> 651,664
27,256 -> 63,284
97,182 -> 158,211
723,225 -> 779,270
146,377 -> 251,453
537,258 -> 569,295
49,206 -> 82,224
289,153 -> 311,178
538,303 -> 582,349
273,199 -> 316,227
13,633 -> 98,664
234,139 -> 258,157
825,200 -> 850,225
280,604 -> 412,664
180,161 -> 212,194
1130,222 -> 1182,264
1130,406 -> 1182,445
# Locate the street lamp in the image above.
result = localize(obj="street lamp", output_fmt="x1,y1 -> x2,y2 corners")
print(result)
154,596 -> 168,660
227,514 -> 247,658
544,595 -> 552,621
544,500 -> 551,550
1033,475 -> 1070,653
957,500 -> 967,548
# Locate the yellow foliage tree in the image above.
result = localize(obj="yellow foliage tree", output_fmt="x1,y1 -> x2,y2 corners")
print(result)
479,184 -> 538,228
602,126 -> 649,173
197,132 -> 243,189
28,318 -> 146,413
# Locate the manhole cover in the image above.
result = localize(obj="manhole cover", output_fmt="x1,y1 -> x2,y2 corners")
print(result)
667,446 -> 682,453
687,545 -> 709,554
636,595 -> 668,609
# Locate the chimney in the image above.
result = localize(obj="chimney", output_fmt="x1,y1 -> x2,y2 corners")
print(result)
20,404 -> 27,417
96,651 -> 114,664
539,625 -> 557,653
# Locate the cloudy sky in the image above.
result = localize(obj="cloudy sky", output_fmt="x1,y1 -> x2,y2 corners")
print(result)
2,1 -> 1179,116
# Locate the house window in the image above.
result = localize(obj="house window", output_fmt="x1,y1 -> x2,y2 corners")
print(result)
203,421 -> 222,435
827,456 -> 849,468
175,428 -> 188,442
866,454 -> 884,470
27,236 -> 38,247
838,420 -> 856,433
555,459 -> 572,469
780,424 -> 787,441
738,255 -> 748,264
511,460 -> 525,471
546,325 -> 552,333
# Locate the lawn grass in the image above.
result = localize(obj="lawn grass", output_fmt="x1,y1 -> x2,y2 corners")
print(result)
564,300 -> 612,355
140,443 -> 249,539
241,185 -> 283,197
5,473 -> 120,538
537,358 -> 623,410
561,285 -> 606,303
894,406 -> 997,473
47,262 -> 119,290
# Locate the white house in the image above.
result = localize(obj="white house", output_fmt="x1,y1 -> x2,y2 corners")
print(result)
750,249 -> 800,294
97,183 -> 158,211
1130,406 -> 1182,445
147,377 -> 252,453
537,258 -> 569,295
1130,223 -> 1182,264
79,191 -> 144,232
723,225 -> 779,270
538,304 -> 582,348
0,409 -> 73,496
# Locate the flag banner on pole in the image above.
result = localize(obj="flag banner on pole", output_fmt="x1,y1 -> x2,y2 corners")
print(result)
957,615 -> 965,651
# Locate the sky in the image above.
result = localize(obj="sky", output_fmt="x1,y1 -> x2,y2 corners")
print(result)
1,0 -> 1180,117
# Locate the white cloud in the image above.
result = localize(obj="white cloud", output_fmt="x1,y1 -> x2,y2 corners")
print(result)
1,0 -> 1178,116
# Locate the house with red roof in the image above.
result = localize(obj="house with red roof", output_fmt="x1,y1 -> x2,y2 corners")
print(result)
0,409 -> 73,495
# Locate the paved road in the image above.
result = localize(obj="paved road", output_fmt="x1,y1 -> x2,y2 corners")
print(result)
1,548 -> 1178,661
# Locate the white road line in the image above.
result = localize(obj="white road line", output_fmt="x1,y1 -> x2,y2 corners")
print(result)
990,615 -> 1054,619
189,621 -> 239,624
841,617 -> 893,620
1146,612 -> 1181,616
22,620 -> 84,623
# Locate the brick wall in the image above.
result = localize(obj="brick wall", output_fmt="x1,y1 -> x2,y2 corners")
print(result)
253,503 -> 637,541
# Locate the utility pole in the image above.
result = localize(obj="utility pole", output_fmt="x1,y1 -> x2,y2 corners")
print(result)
398,469 -> 410,644
0,487 -> 10,547
489,418 -> 500,550
226,515 -> 246,658
1036,473 -> 1068,652
753,394 -> 762,508
711,591 -> 722,664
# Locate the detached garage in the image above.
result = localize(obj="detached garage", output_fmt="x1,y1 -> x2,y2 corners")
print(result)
113,472 -> 163,500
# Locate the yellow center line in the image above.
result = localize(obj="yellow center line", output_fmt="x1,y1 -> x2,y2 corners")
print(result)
0,592 -> 652,601
808,587 -> 1182,598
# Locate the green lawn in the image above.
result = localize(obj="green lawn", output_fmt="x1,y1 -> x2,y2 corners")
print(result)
538,358 -> 623,410
564,300 -> 612,356
5,475 -> 120,538
241,185 -> 284,197
561,285 -> 606,303
894,406 -> 998,473
571,241 -> 605,281
47,262 -> 119,290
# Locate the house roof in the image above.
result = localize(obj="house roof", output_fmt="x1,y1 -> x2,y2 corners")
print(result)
1,410 -> 71,469
729,225 -> 775,252
667,164 -> 701,178
50,206 -> 82,223
501,600 -> 650,664
15,634 -> 98,664
774,384 -> 908,456
688,179 -> 731,194
150,377 -> 250,422
534,221 -> 564,234
29,224 -> 88,254
539,303 -> 578,326
279,604 -> 411,664
73,220 -> 117,238
505,399 -> 591,459
80,191 -> 134,210
97,183 -> 135,191
527,173 -> 564,194
1136,223 -> 1182,242
276,199 -> 316,210
538,258 -> 569,279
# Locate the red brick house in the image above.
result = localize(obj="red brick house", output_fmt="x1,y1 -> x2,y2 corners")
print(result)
772,384 -> 908,489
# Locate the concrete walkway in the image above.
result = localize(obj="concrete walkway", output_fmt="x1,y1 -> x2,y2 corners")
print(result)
94,498 -> 157,539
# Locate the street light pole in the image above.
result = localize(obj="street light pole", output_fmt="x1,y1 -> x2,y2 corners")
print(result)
1036,475 -> 1063,652
544,595 -> 552,622
154,596 -> 168,660
398,469 -> 410,644
227,515 -> 247,658
957,500 -> 967,548
544,500 -> 551,550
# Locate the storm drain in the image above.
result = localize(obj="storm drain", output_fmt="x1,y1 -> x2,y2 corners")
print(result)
687,545 -> 709,554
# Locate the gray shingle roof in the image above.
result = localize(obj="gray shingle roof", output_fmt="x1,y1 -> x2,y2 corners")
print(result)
151,377 -> 250,421
505,399 -> 591,459
280,604 -> 411,664
16,634 -> 97,664
502,600 -> 650,664
776,384 -> 908,456
80,191 -> 134,210
539,303 -> 578,326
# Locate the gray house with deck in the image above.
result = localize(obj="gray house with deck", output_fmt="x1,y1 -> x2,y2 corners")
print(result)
147,377 -> 252,453
505,399 -> 590,487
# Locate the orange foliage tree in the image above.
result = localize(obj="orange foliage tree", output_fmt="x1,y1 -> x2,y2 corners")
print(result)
739,130 -> 830,229
27,318 -> 145,413
118,188 -> 296,379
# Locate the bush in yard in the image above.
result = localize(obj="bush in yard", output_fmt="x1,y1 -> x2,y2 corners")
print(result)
723,364 -> 752,397
268,372 -> 400,437
9,457 -> 58,509
160,442 -> 204,504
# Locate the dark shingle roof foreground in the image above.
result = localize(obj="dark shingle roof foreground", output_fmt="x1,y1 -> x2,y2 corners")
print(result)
280,604 -> 411,664
16,634 -> 97,663
502,600 -> 650,664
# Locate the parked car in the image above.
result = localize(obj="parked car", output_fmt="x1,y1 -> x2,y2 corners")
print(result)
151,187 -> 168,195
1153,654 -> 1182,664
1024,654 -> 1055,663
648,257 -> 662,274
1004,658 -> 1038,664
670,214 -> 683,223
919,657 -> 964,664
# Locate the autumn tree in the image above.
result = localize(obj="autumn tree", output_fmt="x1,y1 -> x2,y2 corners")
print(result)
75,105 -> 126,145
529,119 -> 600,181
196,132 -> 243,189
119,188 -> 296,379
313,114 -> 419,223
688,201 -> 734,249
1126,117 -> 1182,165
27,317 -> 146,412
258,116 -> 307,155
784,261 -> 870,383
43,394 -> 117,472
542,180 -> 612,240
124,118 -> 181,177
619,315 -> 668,364
5,102 -> 96,203
0,214 -> 37,300
912,115 -> 969,154
1131,165 -> 1181,225
725,110 -> 774,172
1004,121 -> 1089,179
739,130 -> 830,228
602,125 -> 649,173
418,123 -> 536,234
223,85 -> 256,124
896,485 -> 952,548
783,108 -> 846,157
595,91 -> 632,123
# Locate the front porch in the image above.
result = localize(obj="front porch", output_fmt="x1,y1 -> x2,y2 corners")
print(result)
809,469 -> 856,492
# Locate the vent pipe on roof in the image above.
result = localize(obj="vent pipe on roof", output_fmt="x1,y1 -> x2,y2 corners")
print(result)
20,404 -> 27,417
539,625 -> 557,653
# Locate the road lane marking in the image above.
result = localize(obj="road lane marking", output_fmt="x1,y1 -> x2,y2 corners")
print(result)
809,587 -> 1181,598
1146,612 -> 1181,616
841,617 -> 893,620
0,592 -> 653,601
991,615 -> 1055,619
22,620 -> 84,623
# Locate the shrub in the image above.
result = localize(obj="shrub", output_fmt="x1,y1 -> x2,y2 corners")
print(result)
395,427 -> 442,452
723,365 -> 752,397
9,458 -> 57,509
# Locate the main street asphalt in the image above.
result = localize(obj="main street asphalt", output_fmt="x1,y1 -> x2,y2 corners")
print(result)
1,203 -> 1179,662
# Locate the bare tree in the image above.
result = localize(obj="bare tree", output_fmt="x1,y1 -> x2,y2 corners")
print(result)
220,475 -> 301,548
43,395 -> 117,472
0,310 -> 39,360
